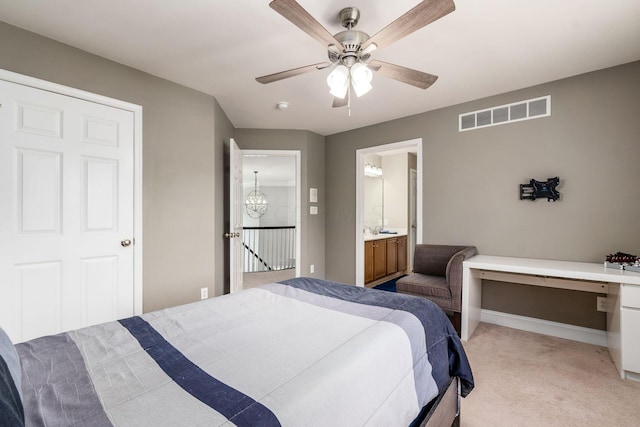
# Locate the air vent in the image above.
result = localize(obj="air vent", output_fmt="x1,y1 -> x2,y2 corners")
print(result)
459,95 -> 551,132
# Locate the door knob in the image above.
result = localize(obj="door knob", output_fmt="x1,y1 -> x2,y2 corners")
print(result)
121,239 -> 132,247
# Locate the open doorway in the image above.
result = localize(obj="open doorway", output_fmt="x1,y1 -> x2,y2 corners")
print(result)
355,139 -> 422,287
241,150 -> 301,289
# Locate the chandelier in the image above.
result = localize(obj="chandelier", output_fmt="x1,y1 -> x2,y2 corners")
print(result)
245,171 -> 268,218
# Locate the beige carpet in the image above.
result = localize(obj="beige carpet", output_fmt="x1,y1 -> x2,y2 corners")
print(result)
461,323 -> 640,427
242,269 -> 296,289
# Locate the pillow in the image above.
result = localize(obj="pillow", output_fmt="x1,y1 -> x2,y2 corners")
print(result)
0,327 -> 24,426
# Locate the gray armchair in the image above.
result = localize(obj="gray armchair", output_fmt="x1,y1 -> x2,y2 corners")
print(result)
396,244 -> 477,335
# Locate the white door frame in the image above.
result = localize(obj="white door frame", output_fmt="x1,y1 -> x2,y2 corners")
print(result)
355,138 -> 422,287
409,168 -> 418,272
241,150 -> 302,279
0,69 -> 144,315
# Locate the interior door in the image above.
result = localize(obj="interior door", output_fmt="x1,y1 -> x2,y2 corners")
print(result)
228,138 -> 243,293
0,80 -> 135,343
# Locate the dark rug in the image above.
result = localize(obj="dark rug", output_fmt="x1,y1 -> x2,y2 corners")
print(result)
372,275 -> 406,292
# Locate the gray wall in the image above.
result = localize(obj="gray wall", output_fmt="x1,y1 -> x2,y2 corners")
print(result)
325,61 -> 640,330
234,129 -> 326,279
4,18 -> 639,331
0,21 -> 235,312
213,100 -> 235,298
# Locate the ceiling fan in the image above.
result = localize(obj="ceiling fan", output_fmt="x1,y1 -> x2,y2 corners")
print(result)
256,0 -> 456,110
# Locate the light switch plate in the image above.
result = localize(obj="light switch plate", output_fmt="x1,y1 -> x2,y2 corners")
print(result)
310,206 -> 318,215
310,188 -> 318,203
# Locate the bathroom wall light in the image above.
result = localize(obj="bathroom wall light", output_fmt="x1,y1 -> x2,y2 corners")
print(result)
364,163 -> 383,177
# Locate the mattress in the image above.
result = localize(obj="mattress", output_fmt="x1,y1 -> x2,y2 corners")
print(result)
4,277 -> 473,426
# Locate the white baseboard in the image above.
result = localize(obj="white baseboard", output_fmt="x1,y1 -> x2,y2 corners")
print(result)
480,309 -> 607,347
624,370 -> 640,382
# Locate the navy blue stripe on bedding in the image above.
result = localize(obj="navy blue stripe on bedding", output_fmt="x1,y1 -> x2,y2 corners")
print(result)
119,316 -> 280,427
279,277 -> 474,397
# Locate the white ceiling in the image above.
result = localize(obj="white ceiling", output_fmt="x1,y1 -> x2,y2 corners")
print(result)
1,0 -> 639,136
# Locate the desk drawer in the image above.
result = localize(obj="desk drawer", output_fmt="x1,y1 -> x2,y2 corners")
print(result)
622,285 -> 640,309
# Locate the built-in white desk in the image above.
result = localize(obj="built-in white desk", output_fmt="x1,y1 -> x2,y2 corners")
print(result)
462,255 -> 640,380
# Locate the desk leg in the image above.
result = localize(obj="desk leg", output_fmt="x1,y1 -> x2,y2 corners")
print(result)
607,283 -> 623,378
462,266 -> 482,341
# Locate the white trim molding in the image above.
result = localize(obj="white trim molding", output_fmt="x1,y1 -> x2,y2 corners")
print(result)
480,309 -> 607,347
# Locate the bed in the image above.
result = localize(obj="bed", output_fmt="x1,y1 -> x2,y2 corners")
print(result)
1,277 -> 473,426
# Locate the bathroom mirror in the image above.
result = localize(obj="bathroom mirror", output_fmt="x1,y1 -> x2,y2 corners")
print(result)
364,175 -> 383,230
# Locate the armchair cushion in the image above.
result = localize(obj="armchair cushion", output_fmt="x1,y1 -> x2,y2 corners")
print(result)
397,245 -> 477,314
394,275 -> 451,300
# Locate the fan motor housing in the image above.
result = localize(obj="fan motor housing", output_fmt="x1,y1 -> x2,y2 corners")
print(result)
331,30 -> 370,66
326,6 -> 371,66
335,30 -> 369,51
336,7 -> 369,53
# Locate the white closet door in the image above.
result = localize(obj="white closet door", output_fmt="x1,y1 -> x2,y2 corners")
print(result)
0,80 -> 135,343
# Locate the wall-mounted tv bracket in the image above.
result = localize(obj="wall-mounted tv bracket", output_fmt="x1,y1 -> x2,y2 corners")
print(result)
520,177 -> 560,201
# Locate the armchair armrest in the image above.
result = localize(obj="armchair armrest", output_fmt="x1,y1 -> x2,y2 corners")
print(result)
445,247 -> 478,311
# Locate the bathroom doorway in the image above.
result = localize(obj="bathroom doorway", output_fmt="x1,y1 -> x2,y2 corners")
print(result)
355,139 -> 423,287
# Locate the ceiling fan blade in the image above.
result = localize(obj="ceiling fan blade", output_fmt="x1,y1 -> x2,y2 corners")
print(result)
366,64 -> 382,72
256,62 -> 331,84
332,96 -> 348,108
369,60 -> 438,89
270,0 -> 343,49
362,0 -> 455,51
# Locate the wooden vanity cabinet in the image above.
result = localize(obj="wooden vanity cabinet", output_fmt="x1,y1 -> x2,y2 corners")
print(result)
386,238 -> 398,275
364,235 -> 407,284
396,236 -> 407,272
373,239 -> 387,280
364,241 -> 374,283
364,239 -> 387,283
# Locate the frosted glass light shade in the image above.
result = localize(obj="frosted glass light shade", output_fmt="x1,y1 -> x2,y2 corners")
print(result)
327,65 -> 349,99
350,63 -> 373,97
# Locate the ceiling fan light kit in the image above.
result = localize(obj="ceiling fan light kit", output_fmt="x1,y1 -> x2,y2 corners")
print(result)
326,63 -> 373,99
257,0 -> 456,113
327,65 -> 350,98
350,63 -> 373,97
